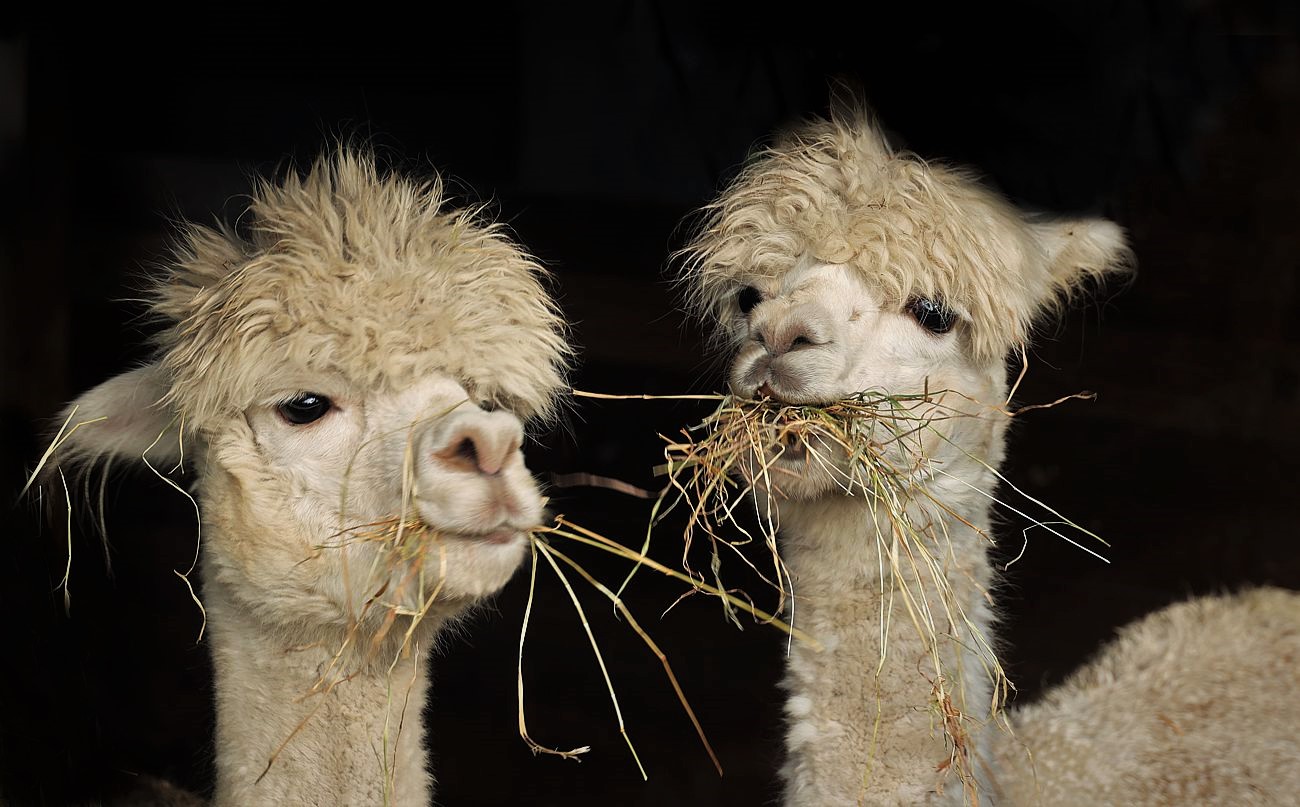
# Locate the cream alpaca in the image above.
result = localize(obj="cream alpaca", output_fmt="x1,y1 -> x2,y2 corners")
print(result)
45,151 -> 569,806
680,112 -> 1122,803
680,112 -> 1300,805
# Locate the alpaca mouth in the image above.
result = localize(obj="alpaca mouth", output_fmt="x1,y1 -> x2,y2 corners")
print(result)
752,380 -> 832,408
449,528 -> 523,546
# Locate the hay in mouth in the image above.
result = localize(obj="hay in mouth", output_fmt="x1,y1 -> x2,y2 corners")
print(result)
576,386 -> 1109,799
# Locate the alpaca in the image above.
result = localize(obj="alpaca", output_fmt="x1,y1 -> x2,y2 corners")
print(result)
677,112 -> 1300,805
40,151 -> 569,806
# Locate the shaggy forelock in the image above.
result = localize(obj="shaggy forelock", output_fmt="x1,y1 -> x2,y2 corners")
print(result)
150,149 -> 570,427
678,114 -> 1078,359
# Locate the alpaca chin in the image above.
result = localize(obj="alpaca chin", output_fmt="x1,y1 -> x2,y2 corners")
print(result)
426,528 -> 531,603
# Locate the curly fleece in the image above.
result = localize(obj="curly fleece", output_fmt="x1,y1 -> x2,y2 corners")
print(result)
150,149 -> 570,429
678,112 -> 1129,359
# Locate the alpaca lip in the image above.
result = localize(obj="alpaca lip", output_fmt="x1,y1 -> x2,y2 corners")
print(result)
753,381 -> 831,407
454,528 -> 521,546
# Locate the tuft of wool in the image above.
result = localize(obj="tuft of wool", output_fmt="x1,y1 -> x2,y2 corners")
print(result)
678,112 -> 1132,360
150,148 -> 571,429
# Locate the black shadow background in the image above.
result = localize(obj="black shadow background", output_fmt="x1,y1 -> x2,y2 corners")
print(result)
2,4 -> 1298,804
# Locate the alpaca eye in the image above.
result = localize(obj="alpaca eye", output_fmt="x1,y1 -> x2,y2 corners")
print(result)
905,297 -> 957,335
737,286 -> 763,315
278,393 -> 333,425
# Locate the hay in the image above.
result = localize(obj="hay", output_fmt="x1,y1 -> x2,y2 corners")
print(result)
516,515 -> 829,780
31,384 -> 1109,796
25,412 -> 749,791
23,410 -> 207,632
23,408 -> 107,617
300,512 -> 745,784
575,387 -> 1109,798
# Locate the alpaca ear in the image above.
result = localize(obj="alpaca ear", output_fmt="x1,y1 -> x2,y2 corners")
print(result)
1029,216 -> 1132,299
42,363 -> 183,476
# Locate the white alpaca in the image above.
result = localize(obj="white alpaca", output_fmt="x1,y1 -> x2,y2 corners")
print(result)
679,112 -> 1300,805
43,151 -> 568,806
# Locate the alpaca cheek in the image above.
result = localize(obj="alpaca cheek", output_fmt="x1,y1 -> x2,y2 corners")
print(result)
415,473 -> 490,531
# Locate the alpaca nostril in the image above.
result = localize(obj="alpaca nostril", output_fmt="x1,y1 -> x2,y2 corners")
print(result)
437,433 -> 498,475
453,437 -> 477,467
432,414 -> 525,477
756,324 -> 816,357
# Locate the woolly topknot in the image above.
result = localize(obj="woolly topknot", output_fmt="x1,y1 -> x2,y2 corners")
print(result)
150,149 -> 570,428
678,112 -> 1130,359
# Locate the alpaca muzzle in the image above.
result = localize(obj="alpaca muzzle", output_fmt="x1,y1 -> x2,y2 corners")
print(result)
413,406 -> 543,538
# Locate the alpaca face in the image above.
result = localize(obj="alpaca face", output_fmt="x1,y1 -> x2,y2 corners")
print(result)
74,151 -> 572,632
204,370 -> 539,624
722,259 -> 1004,501
681,117 -> 1129,505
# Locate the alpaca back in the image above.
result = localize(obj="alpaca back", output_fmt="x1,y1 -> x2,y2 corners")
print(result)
996,587 -> 1300,806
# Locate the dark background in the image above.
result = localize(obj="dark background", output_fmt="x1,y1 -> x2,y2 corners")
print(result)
2,4 -> 1298,805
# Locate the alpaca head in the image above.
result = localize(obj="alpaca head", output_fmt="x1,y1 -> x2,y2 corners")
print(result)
680,114 -> 1129,501
51,151 -> 569,632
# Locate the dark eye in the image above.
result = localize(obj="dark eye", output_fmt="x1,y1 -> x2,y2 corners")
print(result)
278,393 -> 333,425
737,286 -> 763,315
905,297 -> 957,335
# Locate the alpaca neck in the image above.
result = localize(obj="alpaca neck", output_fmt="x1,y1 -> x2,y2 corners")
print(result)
204,575 -> 439,807
777,484 -> 998,807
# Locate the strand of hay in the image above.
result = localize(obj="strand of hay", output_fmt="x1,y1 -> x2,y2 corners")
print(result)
24,408 -> 109,617
139,417 -> 207,641
24,411 -> 206,633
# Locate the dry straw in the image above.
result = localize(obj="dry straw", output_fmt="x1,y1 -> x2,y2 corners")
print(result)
575,386 -> 1108,797
27,386 -> 1101,799
26,411 -> 813,799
